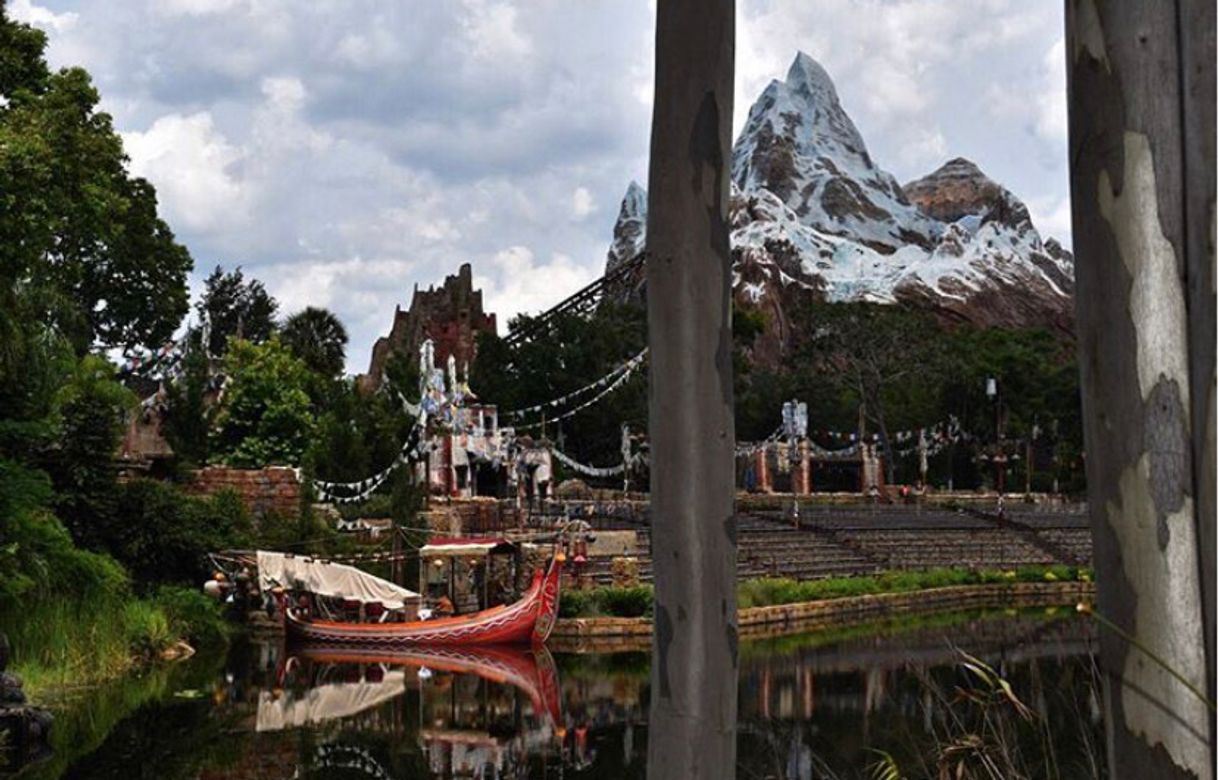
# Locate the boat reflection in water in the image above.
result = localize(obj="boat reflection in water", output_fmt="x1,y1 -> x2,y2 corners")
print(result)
258,644 -> 565,778
185,610 -> 1099,779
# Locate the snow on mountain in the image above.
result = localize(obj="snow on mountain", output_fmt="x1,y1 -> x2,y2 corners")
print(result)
732,52 -> 940,254
605,180 -> 647,275
604,52 -> 1075,345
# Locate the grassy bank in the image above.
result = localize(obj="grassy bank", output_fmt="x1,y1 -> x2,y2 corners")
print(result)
558,565 -> 1091,619
3,587 -> 228,698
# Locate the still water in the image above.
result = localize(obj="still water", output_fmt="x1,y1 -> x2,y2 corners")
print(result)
18,609 -> 1103,779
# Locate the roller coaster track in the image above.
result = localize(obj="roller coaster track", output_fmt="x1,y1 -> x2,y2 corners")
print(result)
503,253 -> 645,348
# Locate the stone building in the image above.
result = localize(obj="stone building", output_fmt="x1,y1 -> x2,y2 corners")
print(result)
358,263 -> 497,394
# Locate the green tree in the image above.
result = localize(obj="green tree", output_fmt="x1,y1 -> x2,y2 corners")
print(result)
0,7 -> 191,354
791,302 -> 948,482
211,338 -> 315,467
0,458 -> 128,602
281,306 -> 348,378
46,355 -> 135,548
472,302 -> 648,474
196,266 -> 278,356
161,330 -> 213,466
109,479 -> 250,587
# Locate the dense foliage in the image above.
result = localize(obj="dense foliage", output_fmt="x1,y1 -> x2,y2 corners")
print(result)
196,266 -> 278,356
210,338 -> 317,467
472,297 -> 1085,492
473,302 -> 648,477
0,8 -> 191,355
281,306 -> 349,379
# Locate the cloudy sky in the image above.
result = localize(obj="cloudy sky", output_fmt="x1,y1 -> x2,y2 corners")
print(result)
13,0 -> 1069,373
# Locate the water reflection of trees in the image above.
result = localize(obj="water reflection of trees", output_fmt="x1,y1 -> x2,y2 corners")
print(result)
202,610 -> 1102,779
733,611 -> 1104,779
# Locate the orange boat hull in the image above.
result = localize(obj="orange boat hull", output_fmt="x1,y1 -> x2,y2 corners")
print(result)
284,555 -> 562,646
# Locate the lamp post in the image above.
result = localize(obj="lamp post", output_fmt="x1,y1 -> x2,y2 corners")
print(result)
986,377 -> 1006,517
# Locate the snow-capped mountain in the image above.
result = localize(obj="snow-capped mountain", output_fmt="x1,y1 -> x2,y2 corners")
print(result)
604,52 -> 1074,347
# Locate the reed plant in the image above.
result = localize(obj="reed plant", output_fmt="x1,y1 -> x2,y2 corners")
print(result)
3,586 -> 226,698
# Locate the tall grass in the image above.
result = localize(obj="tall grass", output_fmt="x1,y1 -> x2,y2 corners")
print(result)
3,587 -> 227,698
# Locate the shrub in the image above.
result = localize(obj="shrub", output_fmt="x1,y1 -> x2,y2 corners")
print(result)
560,586 -> 655,618
559,589 -> 595,618
595,586 -> 653,618
108,479 -> 250,587
152,586 -> 230,650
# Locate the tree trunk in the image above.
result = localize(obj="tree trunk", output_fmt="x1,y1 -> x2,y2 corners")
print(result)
1065,1 -> 1215,777
645,1 -> 737,776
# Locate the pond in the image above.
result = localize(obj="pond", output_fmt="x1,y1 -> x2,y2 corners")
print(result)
13,608 -> 1103,779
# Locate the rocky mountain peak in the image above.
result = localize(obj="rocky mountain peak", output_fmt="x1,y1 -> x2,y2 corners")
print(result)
786,51 -> 839,99
606,181 -> 647,275
603,53 -> 1075,346
904,157 -> 1003,223
732,51 -> 937,254
620,180 -> 646,219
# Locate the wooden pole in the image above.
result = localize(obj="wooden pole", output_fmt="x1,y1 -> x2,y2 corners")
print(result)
645,1 -> 737,776
1065,1 -> 1215,776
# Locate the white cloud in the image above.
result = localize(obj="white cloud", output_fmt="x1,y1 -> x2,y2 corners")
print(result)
121,112 -> 249,234
22,0 -> 1067,371
1028,194 -> 1073,247
475,247 -> 599,323
571,187 -> 595,220
1036,38 -> 1068,144
461,0 -> 533,61
153,0 -> 245,18
7,0 -> 77,32
897,127 -> 948,171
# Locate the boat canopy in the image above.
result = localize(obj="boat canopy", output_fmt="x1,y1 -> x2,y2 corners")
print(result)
257,551 -> 420,608
419,537 -> 516,557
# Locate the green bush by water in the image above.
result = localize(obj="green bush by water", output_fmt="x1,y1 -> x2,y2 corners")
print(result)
558,565 -> 1088,618
559,585 -> 654,619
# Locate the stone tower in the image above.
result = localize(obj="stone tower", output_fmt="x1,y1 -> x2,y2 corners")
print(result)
358,263 -> 497,393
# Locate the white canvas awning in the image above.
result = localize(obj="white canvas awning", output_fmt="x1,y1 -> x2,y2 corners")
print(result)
257,551 -> 420,608
256,671 -> 407,731
418,537 -> 514,557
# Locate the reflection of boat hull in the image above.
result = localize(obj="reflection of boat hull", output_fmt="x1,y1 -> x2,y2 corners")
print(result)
295,644 -> 564,729
284,555 -> 562,646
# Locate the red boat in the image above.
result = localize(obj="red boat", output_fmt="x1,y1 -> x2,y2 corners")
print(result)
283,551 -> 564,647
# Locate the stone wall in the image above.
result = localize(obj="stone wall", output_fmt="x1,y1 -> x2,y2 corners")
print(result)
185,466 -> 301,518
419,498 -> 508,536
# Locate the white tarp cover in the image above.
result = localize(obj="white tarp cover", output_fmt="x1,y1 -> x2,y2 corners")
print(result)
255,671 -> 407,732
257,551 -> 419,608
418,537 -> 511,557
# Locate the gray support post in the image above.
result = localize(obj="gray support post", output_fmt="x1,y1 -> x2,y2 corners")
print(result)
1065,1 -> 1215,776
645,0 -> 738,776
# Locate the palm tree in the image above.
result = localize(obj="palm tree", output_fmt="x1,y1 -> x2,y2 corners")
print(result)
281,307 -> 349,378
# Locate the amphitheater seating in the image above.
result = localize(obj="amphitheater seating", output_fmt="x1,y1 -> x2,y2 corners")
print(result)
577,504 -> 1093,586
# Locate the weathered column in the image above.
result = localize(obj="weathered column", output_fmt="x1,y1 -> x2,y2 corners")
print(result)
645,0 -> 737,776
1066,1 -> 1215,777
795,439 -> 812,494
754,448 -> 771,493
